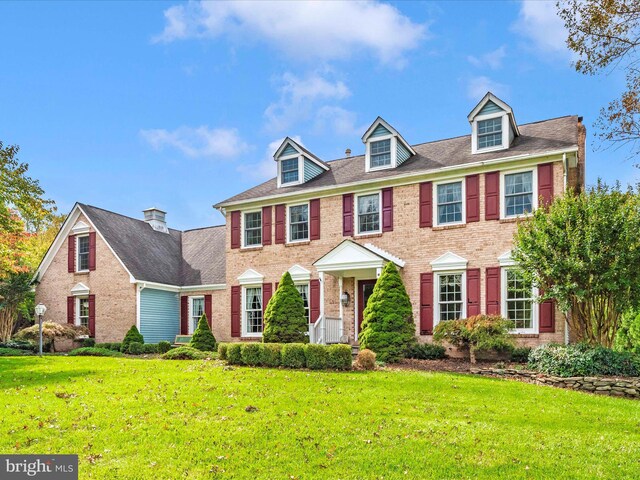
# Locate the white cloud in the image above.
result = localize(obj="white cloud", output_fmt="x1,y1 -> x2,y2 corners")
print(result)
512,1 -> 569,55
314,106 -> 363,136
467,76 -> 509,100
467,45 -> 507,70
153,0 -> 427,67
140,126 -> 250,159
236,136 -> 304,182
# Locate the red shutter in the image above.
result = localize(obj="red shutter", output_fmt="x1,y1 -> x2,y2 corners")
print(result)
310,279 -> 320,324
485,172 -> 500,220
486,267 -> 501,315
539,297 -> 555,333
310,199 -> 321,240
420,273 -> 434,335
275,204 -> 286,244
262,206 -> 272,246
262,283 -> 273,317
204,294 -> 212,328
342,194 -> 353,236
88,232 -> 96,271
88,294 -> 96,337
67,235 -> 76,273
419,182 -> 432,228
538,163 -> 554,209
381,187 -> 393,232
180,296 -> 189,335
231,286 -> 241,337
466,175 -> 480,223
466,268 -> 481,316
230,211 -> 241,249
67,296 -> 75,324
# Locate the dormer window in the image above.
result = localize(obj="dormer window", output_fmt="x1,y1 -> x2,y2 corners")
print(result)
370,139 -> 391,168
274,137 -> 330,188
477,118 -> 502,149
281,158 -> 299,184
468,92 -> 520,155
362,117 -> 416,173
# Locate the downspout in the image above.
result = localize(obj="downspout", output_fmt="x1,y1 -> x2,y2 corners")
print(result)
562,153 -> 570,345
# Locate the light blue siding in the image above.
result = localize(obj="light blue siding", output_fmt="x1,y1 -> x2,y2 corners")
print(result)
370,124 -> 391,138
396,142 -> 411,166
139,288 -> 180,343
304,157 -> 323,182
478,100 -> 503,116
280,144 -> 298,158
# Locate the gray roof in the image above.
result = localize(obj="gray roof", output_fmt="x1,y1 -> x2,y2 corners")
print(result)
79,204 -> 225,286
217,115 -> 579,206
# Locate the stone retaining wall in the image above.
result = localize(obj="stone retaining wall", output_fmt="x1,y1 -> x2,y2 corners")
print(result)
470,367 -> 640,399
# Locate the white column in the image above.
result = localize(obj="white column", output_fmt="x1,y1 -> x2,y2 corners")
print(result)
338,276 -> 344,339
319,272 -> 325,320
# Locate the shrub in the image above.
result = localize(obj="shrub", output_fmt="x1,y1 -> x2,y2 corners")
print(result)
281,343 -> 306,369
121,325 -> 144,352
0,340 -> 36,352
263,272 -> 309,343
241,343 -> 262,366
0,347 -> 32,356
142,344 -> 158,354
511,347 -> 532,363
189,314 -> 217,352
127,341 -> 144,355
406,343 -> 446,360
217,343 -> 228,360
157,341 -> 172,354
227,343 -> 244,365
68,347 -> 123,357
615,309 -> 640,353
355,349 -> 376,370
327,344 -> 352,370
305,344 -> 329,370
82,338 -> 96,348
15,322 -> 88,341
260,343 -> 282,367
359,263 -> 415,363
96,343 -> 123,352
162,346 -> 206,360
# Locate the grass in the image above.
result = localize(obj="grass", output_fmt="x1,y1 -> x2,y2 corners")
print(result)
1,357 -> 639,479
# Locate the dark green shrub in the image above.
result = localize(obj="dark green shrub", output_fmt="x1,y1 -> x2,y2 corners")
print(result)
263,272 -> 309,343
227,343 -> 244,365
121,325 -> 144,352
0,347 -> 33,356
305,344 -> 329,370
142,344 -> 158,354
359,263 -> 415,363
217,343 -> 228,360
127,341 -> 144,355
529,343 -> 640,377
511,347 -> 532,363
0,340 -> 36,352
82,338 -> 96,348
189,314 -> 217,352
162,346 -> 206,360
327,344 -> 352,370
241,343 -> 262,366
281,343 -> 306,368
157,341 -> 172,354
260,343 -> 282,367
68,347 -> 123,357
96,342 -> 122,352
406,343 -> 446,360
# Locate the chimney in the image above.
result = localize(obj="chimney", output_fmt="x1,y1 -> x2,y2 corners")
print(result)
345,148 -> 351,158
143,208 -> 168,233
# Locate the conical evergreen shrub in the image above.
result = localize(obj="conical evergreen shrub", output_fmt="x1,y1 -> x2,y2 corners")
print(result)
263,272 -> 309,343
189,314 -> 217,351
358,262 -> 416,362
121,325 -> 144,352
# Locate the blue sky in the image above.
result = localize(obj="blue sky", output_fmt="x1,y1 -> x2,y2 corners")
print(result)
1,1 -> 637,230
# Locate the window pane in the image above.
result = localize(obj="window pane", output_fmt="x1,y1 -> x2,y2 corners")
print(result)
244,212 -> 262,246
296,284 -> 310,322
478,118 -> 502,149
438,274 -> 463,321
281,158 -> 299,184
289,205 -> 309,241
77,236 -> 89,271
245,287 -> 263,334
370,139 -> 391,168
505,172 -> 533,216
506,270 -> 533,329
437,182 -> 463,224
357,194 -> 380,233
78,298 -> 89,328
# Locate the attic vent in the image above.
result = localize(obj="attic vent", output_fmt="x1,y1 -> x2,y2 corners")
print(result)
143,208 -> 168,233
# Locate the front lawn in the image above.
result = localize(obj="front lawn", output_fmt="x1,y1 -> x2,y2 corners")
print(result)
1,357 -> 639,479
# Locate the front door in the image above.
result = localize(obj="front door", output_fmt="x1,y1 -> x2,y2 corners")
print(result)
357,279 -> 377,334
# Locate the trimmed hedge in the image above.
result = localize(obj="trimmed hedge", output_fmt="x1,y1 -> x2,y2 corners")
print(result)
162,346 -> 206,360
68,347 -> 123,357
305,344 -> 329,370
260,343 -> 282,367
127,342 -> 144,355
227,344 -> 243,365
218,343 -> 228,360
327,344 -> 352,370
281,343 -> 306,369
157,341 -> 172,354
241,343 -> 262,366
142,344 -> 158,354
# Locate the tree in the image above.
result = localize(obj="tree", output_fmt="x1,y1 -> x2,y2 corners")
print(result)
513,182 -> 640,347
558,1 -> 640,157
0,272 -> 32,341
189,314 -> 217,351
263,272 -> 308,343
358,262 -> 415,363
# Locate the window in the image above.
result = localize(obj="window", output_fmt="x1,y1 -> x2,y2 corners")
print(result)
437,273 -> 463,321
505,269 -> 534,331
370,139 -> 391,168
357,193 -> 380,234
77,297 -> 89,328
77,235 -> 89,271
288,204 -> 309,242
243,211 -> 262,247
281,158 -> 299,184
504,171 -> 533,217
190,297 -> 204,334
477,117 -> 502,149
295,284 -> 310,322
244,287 -> 263,335
437,181 -> 463,224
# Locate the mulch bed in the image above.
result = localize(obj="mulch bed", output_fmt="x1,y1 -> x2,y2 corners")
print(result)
389,358 -> 526,374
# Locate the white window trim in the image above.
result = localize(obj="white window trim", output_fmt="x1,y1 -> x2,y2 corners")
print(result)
471,112 -> 509,155
354,190 -> 382,236
188,295 -> 204,335
501,267 -> 539,334
433,270 -> 467,328
286,201 -> 310,244
433,178 -> 466,227
277,154 -> 303,188
76,296 -> 89,328
365,135 -> 397,172
75,234 -> 90,273
294,281 -> 310,322
241,209 -> 263,249
241,285 -> 263,338
500,167 -> 538,220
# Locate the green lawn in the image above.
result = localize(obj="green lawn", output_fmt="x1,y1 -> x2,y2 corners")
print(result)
1,357 -> 639,479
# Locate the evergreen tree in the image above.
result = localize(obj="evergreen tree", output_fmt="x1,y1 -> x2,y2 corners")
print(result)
189,314 -> 217,351
263,272 -> 308,343
359,262 -> 415,362
121,325 -> 144,352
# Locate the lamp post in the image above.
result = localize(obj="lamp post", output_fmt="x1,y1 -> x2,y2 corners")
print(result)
34,303 -> 47,356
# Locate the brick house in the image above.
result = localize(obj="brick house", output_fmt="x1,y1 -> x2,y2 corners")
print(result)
35,93 -> 585,347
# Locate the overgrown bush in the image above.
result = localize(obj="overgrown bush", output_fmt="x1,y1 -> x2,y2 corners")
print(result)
511,347 -> 532,363
263,272 -> 309,343
260,343 -> 282,367
68,347 -> 123,357
0,340 -> 36,352
528,343 -> 640,377
327,344 -> 352,370
0,347 -> 32,356
355,349 -> 376,370
217,343 -> 228,360
142,344 -> 158,354
189,314 -> 217,352
281,343 -> 306,368
121,325 -> 144,352
15,322 -> 88,342
162,346 -> 206,360
406,343 -> 446,360
305,344 -> 329,370
127,341 -> 144,355
241,343 -> 262,366
157,341 -> 172,354
227,343 -> 243,365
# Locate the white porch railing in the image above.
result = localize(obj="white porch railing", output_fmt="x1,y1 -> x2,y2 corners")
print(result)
309,315 -> 342,344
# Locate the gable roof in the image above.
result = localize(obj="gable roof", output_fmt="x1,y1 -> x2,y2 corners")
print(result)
361,116 -> 416,156
181,225 -> 226,286
215,115 -> 579,207
274,137 -> 330,171
468,92 -> 520,136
